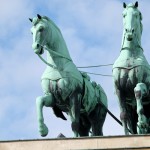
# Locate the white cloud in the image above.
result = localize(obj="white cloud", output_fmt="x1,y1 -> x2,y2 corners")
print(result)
0,0 -> 34,38
1,0 -> 150,140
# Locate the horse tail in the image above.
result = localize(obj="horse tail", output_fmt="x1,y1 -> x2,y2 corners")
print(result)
52,105 -> 67,120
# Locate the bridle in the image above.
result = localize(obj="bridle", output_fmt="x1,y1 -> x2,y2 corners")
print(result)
37,45 -> 72,70
121,8 -> 143,51
121,32 -> 143,51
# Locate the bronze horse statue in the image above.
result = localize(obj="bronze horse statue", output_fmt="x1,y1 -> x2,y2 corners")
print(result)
113,2 -> 150,134
29,14 -> 107,137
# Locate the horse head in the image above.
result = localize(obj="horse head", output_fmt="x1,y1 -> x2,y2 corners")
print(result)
29,14 -> 58,55
122,2 -> 142,43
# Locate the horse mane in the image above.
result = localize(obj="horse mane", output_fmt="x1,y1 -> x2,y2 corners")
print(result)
42,16 -> 61,33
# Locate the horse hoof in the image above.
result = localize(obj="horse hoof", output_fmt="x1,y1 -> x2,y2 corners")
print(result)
39,124 -> 49,137
137,122 -> 149,134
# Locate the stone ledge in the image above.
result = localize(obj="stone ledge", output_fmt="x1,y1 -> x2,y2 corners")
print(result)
1,135 -> 150,150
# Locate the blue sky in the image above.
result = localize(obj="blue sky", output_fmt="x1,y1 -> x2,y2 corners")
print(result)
1,0 -> 150,140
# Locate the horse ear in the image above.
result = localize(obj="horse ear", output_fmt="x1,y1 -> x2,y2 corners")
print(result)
37,14 -> 42,19
135,1 -> 138,8
139,12 -> 142,20
123,2 -> 126,8
29,18 -> 33,22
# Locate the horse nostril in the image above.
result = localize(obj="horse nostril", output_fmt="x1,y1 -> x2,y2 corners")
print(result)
37,44 -> 40,48
132,29 -> 135,33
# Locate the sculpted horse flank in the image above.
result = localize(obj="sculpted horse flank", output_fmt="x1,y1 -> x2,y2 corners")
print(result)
113,2 -> 150,134
30,14 -> 107,137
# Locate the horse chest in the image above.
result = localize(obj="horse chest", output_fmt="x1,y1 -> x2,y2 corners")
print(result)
113,50 -> 149,70
114,66 -> 150,99
118,68 -> 138,93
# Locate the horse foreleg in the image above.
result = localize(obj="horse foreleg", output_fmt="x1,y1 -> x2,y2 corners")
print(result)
116,89 -> 129,135
113,68 -> 130,134
134,83 -> 149,134
69,93 -> 81,137
36,93 -> 55,137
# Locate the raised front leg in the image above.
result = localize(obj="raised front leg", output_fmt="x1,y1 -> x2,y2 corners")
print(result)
36,93 -> 55,137
134,83 -> 149,134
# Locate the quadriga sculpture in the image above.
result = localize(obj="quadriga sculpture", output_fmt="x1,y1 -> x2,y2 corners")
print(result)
113,2 -> 150,134
29,14 -> 107,137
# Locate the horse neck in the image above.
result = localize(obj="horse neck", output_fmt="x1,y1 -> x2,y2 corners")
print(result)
56,36 -> 72,60
46,36 -> 72,68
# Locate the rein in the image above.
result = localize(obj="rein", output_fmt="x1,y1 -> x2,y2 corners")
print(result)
37,45 -> 72,70
38,53 -> 57,69
121,15 -> 143,51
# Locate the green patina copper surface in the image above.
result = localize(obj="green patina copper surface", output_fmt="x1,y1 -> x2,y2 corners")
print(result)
113,2 -> 150,135
30,14 -> 107,137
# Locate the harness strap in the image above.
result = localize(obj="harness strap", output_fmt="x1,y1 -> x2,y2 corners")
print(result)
38,45 -> 72,70
121,25 -> 143,51
45,46 -> 72,62
38,54 -> 57,69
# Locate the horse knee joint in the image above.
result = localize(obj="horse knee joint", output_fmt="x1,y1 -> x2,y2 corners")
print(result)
134,89 -> 142,99
36,96 -> 44,105
134,83 -> 148,99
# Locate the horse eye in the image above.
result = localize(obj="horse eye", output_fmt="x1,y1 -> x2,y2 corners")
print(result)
133,12 -> 138,18
122,13 -> 126,18
39,27 -> 44,32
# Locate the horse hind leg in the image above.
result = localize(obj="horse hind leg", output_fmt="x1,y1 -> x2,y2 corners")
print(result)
89,104 -> 107,136
78,114 -> 91,137
134,83 -> 149,134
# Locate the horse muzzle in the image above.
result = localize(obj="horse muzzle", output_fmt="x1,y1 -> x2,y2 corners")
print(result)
125,28 -> 134,41
126,34 -> 133,41
32,43 -> 44,55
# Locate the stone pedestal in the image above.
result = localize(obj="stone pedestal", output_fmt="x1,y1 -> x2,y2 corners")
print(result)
0,135 -> 150,150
